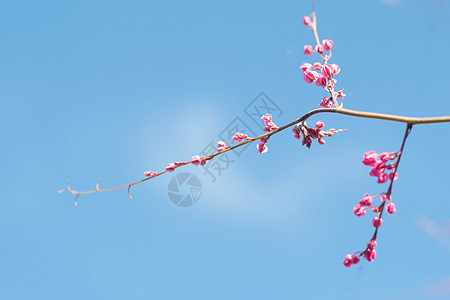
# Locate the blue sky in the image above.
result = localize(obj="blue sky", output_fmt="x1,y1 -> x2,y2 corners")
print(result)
1,0 -> 450,299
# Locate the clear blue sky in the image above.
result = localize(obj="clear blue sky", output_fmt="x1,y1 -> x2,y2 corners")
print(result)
1,0 -> 449,299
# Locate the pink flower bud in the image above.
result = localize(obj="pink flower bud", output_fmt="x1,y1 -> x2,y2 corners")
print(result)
321,64 -> 334,78
330,63 -> 340,75
372,217 -> 383,228
303,69 -> 319,83
190,155 -> 202,166
233,132 -> 249,143
292,126 -> 302,139
300,62 -> 312,72
322,39 -> 334,51
380,194 -> 391,202
367,240 -> 377,249
200,159 -> 207,165
303,16 -> 312,26
388,171 -> 398,181
377,172 -> 388,184
312,62 -> 322,70
359,193 -> 373,206
261,114 -> 272,123
318,138 -> 325,145
257,141 -> 268,154
319,97 -> 333,108
336,89 -> 346,98
353,205 -> 366,217
386,203 -> 397,214
303,45 -> 313,56
372,207 -> 380,213
365,249 -> 376,262
217,141 -> 228,152
315,121 -> 324,130
362,151 -> 378,166
144,171 -> 156,177
343,254 -> 354,267
165,163 -> 176,172
352,255 -> 360,264
315,75 -> 327,87
315,44 -> 323,54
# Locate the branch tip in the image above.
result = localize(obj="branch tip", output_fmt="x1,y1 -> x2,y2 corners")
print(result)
128,185 -> 133,200
96,179 -> 101,191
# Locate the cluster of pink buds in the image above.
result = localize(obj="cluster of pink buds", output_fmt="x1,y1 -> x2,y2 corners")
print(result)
190,156 -> 207,166
255,114 -> 279,154
363,151 -> 399,184
343,240 -> 378,267
353,192 -> 396,219
144,171 -> 157,178
165,161 -> 184,172
292,120 -> 342,148
232,132 -> 249,144
217,141 -> 230,152
344,150 -> 401,267
301,16 -> 345,108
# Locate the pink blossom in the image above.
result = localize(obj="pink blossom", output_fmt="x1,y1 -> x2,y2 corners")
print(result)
257,138 -> 269,154
365,249 -> 376,262
303,69 -> 319,83
315,44 -> 323,54
359,193 -> 373,206
343,254 -> 354,267
372,217 -> 383,228
381,194 -> 391,202
315,121 -> 324,130
362,151 -> 378,166
217,141 -> 228,152
319,97 -> 333,108
353,205 -> 366,217
386,203 -> 397,214
233,132 -> 249,143
144,171 -> 156,177
261,114 -> 278,132
380,152 -> 397,161
336,89 -> 346,98
303,45 -> 313,56
315,75 -> 327,87
330,64 -> 340,75
377,172 -> 388,184
367,240 -> 377,250
312,62 -> 322,70
302,135 -> 312,148
321,64 -> 334,78
165,163 -> 176,172
372,207 -> 380,213
292,126 -> 302,139
190,155 -> 202,166
322,39 -> 334,51
261,114 -> 272,123
388,171 -> 398,181
264,122 -> 278,132
303,16 -> 312,26
300,62 -> 312,72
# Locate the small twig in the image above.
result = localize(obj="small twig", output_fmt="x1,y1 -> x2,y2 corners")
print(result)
128,185 -> 133,200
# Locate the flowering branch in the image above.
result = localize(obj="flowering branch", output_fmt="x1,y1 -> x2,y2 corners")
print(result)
60,108 -> 450,202
59,1 -> 450,267
344,124 -> 413,266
